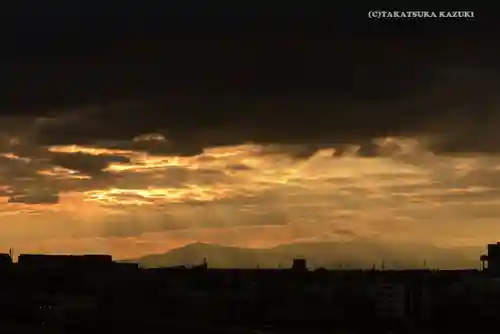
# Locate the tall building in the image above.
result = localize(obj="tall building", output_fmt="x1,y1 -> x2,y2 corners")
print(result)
292,259 -> 307,271
487,243 -> 500,276
0,253 -> 12,267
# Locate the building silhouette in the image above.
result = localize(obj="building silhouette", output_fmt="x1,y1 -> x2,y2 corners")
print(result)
487,243 -> 500,276
0,243 -> 498,332
292,258 -> 307,271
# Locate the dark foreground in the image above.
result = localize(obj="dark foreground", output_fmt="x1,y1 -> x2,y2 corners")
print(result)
0,256 -> 499,333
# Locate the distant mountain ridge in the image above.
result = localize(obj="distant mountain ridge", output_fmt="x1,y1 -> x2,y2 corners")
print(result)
125,241 -> 484,270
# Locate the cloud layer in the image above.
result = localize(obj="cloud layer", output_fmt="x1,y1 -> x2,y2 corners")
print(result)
0,101 -> 499,262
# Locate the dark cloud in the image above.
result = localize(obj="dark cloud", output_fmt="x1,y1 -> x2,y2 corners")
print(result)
129,141 -> 203,157
0,12 -> 497,156
355,142 -> 380,157
257,144 -> 321,159
8,193 -> 59,205
6,70 -> 499,157
49,152 -> 130,176
226,164 -> 253,171
35,107 -> 204,157
0,155 -> 38,178
332,146 -> 347,157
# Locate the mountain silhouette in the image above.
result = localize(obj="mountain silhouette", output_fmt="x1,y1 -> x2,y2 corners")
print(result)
126,240 -> 483,270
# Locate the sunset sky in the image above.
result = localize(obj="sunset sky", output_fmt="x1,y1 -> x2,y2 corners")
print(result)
1,5 -> 499,260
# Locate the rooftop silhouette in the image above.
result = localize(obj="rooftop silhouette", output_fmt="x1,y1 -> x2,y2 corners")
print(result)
0,242 -> 496,332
